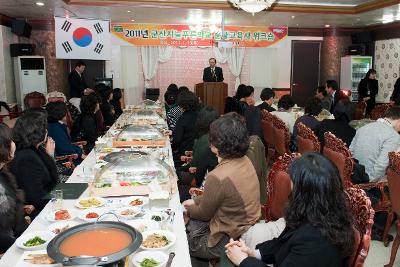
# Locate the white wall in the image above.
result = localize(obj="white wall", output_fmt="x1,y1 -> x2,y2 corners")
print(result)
248,36 -> 323,89
0,25 -> 17,103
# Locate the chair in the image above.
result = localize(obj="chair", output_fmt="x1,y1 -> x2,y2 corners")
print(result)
370,104 -> 391,120
23,91 -> 46,109
272,115 -> 291,157
384,152 -> 400,267
261,110 -> 275,165
323,132 -> 354,187
296,122 -> 321,154
346,187 -> 375,267
263,153 -> 301,221
323,132 -> 393,246
354,101 -> 367,120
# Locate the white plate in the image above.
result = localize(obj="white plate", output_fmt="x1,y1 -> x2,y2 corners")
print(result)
122,196 -> 148,207
140,230 -> 176,251
78,208 -> 107,222
74,197 -> 106,209
48,221 -> 80,235
132,251 -> 168,267
125,219 -> 160,233
16,250 -> 61,267
45,209 -> 76,222
116,207 -> 142,220
16,231 -> 55,251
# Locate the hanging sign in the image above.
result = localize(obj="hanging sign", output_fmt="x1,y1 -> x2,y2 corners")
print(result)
111,23 -> 287,47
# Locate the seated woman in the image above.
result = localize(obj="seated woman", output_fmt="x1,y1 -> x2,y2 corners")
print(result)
178,106 -> 219,202
225,153 -> 355,267
291,97 -> 322,151
164,89 -> 182,132
99,86 -> 116,126
46,102 -> 83,158
257,88 -> 276,112
0,124 -> 29,254
183,113 -> 261,265
315,98 -> 356,148
272,95 -> 296,133
172,91 -> 199,166
10,109 -> 59,214
72,94 -> 100,153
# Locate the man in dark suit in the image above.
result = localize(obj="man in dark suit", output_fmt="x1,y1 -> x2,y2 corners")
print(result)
68,61 -> 93,98
203,58 -> 224,82
326,80 -> 342,113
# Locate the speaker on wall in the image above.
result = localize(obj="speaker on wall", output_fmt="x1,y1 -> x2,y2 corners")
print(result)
348,44 -> 366,56
11,20 -> 32,38
10,43 -> 35,57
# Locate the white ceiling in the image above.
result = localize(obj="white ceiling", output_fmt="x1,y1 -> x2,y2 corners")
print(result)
0,0 -> 399,28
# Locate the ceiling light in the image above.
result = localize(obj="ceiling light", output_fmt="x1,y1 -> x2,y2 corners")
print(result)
382,14 -> 394,24
324,24 -> 330,28
131,19 -> 135,22
291,15 -> 295,19
36,2 -> 44,6
229,0 -> 276,15
127,10 -> 131,13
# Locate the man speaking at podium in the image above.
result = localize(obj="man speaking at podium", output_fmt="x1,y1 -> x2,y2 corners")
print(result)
203,58 -> 224,82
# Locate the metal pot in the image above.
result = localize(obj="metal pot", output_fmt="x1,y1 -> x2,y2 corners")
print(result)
47,221 -> 142,266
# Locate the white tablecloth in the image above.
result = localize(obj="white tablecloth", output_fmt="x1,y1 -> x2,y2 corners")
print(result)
0,113 -> 192,267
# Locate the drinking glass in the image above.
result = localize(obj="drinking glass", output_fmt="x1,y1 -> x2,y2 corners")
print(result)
50,189 -> 63,211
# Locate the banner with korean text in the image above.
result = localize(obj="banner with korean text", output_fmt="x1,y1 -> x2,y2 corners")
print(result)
111,23 -> 288,47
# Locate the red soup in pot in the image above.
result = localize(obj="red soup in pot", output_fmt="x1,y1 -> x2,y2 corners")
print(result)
59,228 -> 132,257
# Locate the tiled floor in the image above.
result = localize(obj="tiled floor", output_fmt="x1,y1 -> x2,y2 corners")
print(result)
365,228 -> 398,267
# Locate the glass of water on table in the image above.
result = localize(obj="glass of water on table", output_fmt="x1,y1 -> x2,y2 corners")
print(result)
50,189 -> 63,211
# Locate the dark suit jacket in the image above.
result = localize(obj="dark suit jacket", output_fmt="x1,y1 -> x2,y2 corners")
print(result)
315,119 -> 356,148
10,147 -> 58,212
203,66 -> 224,82
240,224 -> 347,267
330,90 -> 344,113
68,70 -> 88,98
100,101 -> 116,126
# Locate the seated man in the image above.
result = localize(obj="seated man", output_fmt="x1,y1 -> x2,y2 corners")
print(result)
350,106 -> 400,182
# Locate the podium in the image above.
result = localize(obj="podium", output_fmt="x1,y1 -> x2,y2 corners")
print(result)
195,82 -> 228,115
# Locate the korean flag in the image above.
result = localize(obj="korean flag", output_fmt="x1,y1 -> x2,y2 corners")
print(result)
55,17 -> 111,60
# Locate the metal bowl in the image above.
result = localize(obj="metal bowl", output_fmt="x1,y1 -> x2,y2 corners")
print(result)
103,151 -> 148,163
47,221 -> 142,266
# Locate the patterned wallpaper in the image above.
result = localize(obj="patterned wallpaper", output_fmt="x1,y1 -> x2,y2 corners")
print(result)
320,35 -> 352,85
138,46 -> 250,98
18,30 -> 69,95
374,39 -> 400,102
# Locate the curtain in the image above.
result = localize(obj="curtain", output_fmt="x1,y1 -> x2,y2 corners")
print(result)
214,47 -> 245,90
140,46 -> 173,87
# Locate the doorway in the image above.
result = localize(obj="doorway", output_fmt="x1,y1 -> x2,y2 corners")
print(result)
291,40 -> 322,107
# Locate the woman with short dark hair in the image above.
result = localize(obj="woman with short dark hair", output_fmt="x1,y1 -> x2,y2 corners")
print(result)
172,91 -> 199,165
110,88 -> 123,117
46,102 -> 83,157
357,69 -> 378,115
10,110 -> 58,213
178,106 -> 219,201
98,86 -> 116,126
72,94 -> 100,152
183,113 -> 261,265
226,153 -> 355,267
0,124 -> 28,254
272,94 -> 297,133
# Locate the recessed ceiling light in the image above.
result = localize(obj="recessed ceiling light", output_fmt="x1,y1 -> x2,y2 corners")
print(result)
131,19 -> 135,22
127,10 -> 131,13
36,2 -> 44,6
325,24 -> 331,28
291,15 -> 295,19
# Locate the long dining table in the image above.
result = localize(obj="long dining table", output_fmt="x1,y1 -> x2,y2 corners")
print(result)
0,107 -> 192,267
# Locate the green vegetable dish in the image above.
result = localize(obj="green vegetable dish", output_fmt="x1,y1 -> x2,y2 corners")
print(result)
23,236 -> 46,247
139,258 -> 160,267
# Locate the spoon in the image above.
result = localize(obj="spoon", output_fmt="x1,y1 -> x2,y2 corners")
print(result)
165,252 -> 175,267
